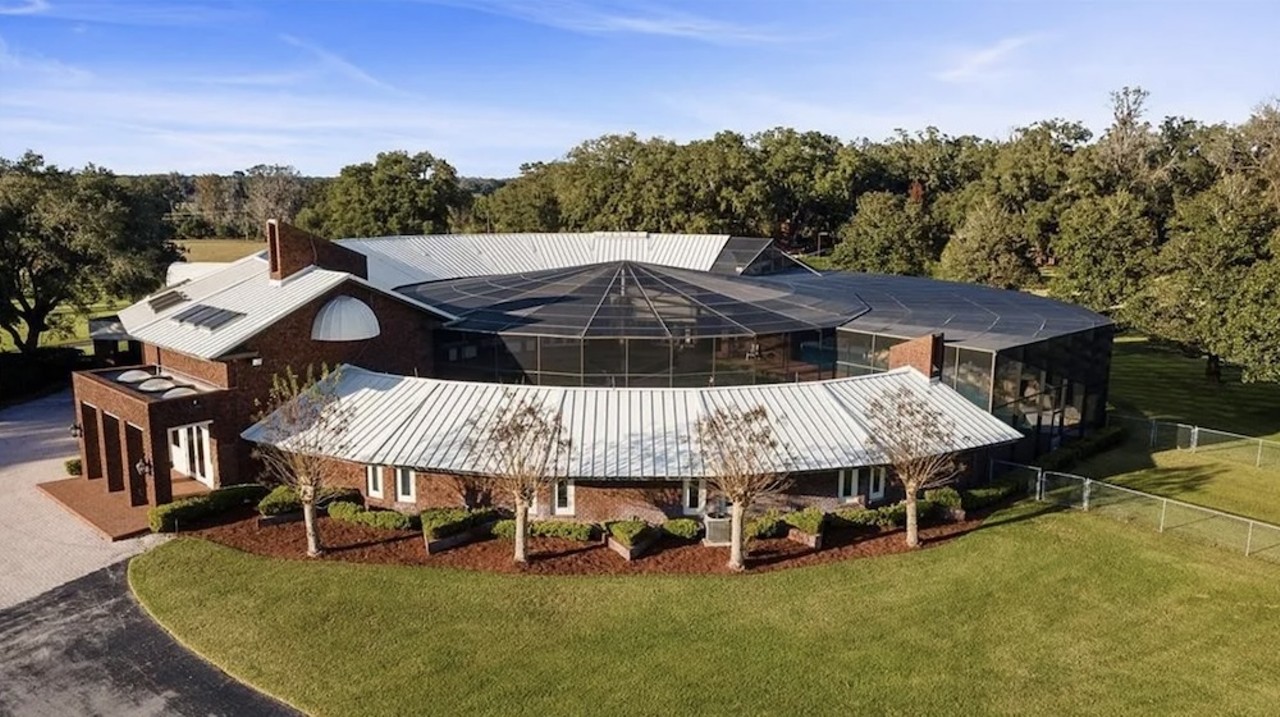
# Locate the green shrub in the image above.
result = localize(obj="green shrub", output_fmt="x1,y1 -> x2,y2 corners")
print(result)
662,518 -> 701,540
64,458 -> 82,476
421,507 -> 501,540
832,507 -> 880,528
1036,426 -> 1128,472
256,485 -> 362,516
961,478 -> 1023,511
747,509 -> 785,540
326,500 -> 418,531
608,519 -> 652,548
783,507 -> 826,536
148,484 -> 269,533
490,519 -> 598,542
924,487 -> 962,510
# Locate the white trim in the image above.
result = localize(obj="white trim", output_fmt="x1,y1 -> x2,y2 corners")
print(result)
168,420 -> 215,487
366,464 -> 383,499
681,478 -> 706,515
552,478 -> 575,516
868,466 -> 887,502
837,469 -> 857,503
394,466 -> 415,503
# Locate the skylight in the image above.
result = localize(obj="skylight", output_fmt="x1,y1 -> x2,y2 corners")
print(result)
173,304 -> 246,330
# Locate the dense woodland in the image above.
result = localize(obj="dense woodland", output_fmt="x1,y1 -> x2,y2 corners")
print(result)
2,87 -> 1278,383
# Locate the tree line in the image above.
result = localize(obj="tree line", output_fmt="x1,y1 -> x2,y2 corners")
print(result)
2,87 -> 1277,383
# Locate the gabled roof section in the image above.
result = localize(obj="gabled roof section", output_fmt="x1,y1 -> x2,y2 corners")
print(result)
242,365 -> 1024,479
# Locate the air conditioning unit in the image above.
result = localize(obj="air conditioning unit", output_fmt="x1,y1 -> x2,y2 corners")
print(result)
702,513 -> 732,546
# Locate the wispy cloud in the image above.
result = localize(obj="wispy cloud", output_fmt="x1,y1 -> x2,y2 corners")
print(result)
936,34 -> 1039,83
0,0 -> 51,16
423,0 -> 793,45
0,0 -> 250,26
279,34 -> 398,92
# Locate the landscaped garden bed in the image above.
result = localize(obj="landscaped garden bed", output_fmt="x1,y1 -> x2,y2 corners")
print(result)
605,519 -> 662,560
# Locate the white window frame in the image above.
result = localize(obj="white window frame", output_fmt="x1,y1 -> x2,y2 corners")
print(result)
552,478 -> 575,516
168,421 -> 214,487
366,465 -> 383,499
395,467 -> 416,503
837,469 -> 857,503
868,466 -> 887,502
682,478 -> 706,515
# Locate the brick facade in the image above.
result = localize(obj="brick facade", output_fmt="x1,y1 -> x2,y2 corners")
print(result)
268,220 -> 368,281
888,332 -> 944,379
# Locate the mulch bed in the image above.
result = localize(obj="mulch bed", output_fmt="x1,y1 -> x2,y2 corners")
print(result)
184,507 -> 987,575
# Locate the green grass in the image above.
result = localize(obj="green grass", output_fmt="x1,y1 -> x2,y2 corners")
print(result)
178,238 -> 264,263
130,505 -> 1280,717
0,300 -> 129,352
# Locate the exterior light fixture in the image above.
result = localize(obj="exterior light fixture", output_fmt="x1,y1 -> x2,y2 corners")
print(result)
134,457 -> 153,478
70,423 -> 83,439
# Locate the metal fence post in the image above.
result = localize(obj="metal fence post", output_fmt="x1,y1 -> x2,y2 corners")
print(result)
1082,478 -> 1091,511
1149,420 -> 1157,448
1258,441 -> 1265,468
1159,499 -> 1167,533
1245,522 -> 1254,556
1036,468 -> 1044,502
1191,426 -> 1199,453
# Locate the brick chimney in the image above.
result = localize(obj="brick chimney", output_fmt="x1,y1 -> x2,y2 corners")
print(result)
266,220 -> 368,281
888,333 -> 945,380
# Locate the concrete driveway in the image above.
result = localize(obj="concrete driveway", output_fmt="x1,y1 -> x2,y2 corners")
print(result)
0,561 -> 296,716
0,390 -> 164,610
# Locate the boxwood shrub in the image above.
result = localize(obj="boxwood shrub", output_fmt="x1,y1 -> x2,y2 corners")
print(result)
961,478 -> 1023,511
327,501 -> 418,531
1037,425 -> 1128,472
607,519 -> 652,548
64,458 -> 82,476
421,507 -> 502,540
923,487 -> 962,510
491,519 -> 598,542
148,484 -> 269,533
783,507 -> 826,536
256,485 -> 362,516
662,518 -> 701,540
747,509 -> 785,540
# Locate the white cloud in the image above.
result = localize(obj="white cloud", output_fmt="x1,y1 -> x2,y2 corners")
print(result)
278,34 -> 399,93
935,34 -> 1039,83
0,0 -> 50,15
0,1 -> 250,26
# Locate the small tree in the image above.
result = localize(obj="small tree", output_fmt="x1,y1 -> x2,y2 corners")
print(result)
865,386 -> 962,548
466,391 -> 570,564
694,405 -> 793,571
253,365 -> 351,557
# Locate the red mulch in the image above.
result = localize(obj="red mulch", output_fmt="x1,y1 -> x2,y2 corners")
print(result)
185,507 -> 987,575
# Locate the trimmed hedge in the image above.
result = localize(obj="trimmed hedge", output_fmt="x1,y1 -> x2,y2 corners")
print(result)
662,518 -> 701,540
64,458 -> 82,476
327,501 -> 418,531
257,485 -> 362,516
783,507 -> 826,536
924,487 -> 962,510
149,484 -> 269,533
491,519 -> 598,542
420,507 -> 502,540
747,509 -> 785,540
1037,425 -> 1128,472
608,519 -> 653,548
961,479 -> 1023,511
833,501 -> 908,529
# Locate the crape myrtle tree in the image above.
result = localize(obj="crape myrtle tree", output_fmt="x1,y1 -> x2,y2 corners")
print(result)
465,391 -> 571,564
253,365 -> 352,558
865,386 -> 963,549
0,152 -> 179,354
694,405 -> 795,571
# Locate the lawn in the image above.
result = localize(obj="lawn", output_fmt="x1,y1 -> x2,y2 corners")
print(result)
0,300 -> 129,352
178,238 -> 264,263
130,504 -> 1280,717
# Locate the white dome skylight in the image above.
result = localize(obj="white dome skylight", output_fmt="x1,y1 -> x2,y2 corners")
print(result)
311,296 -> 380,342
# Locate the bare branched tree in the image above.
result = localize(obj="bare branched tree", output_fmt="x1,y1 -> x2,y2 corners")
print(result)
465,391 -> 570,563
253,365 -> 351,557
694,405 -> 794,571
865,385 -> 962,548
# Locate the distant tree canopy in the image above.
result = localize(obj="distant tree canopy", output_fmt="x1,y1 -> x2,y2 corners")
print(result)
7,87 -> 1280,383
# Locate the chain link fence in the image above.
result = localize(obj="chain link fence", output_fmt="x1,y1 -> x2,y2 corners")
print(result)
992,460 -> 1280,565
1107,413 -> 1280,470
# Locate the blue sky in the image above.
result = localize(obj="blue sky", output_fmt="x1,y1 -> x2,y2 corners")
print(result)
2,0 -> 1277,177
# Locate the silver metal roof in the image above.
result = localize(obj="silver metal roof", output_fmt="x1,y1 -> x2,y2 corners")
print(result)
242,365 -> 1023,479
336,232 -> 736,288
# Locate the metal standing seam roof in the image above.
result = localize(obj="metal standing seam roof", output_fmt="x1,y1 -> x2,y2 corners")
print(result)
241,365 -> 1024,479
336,232 -> 738,288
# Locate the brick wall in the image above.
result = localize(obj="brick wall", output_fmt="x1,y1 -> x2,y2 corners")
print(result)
143,345 -> 230,388
268,221 -> 367,281
888,333 -> 944,378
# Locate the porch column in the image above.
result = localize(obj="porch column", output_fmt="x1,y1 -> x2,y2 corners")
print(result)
147,423 -> 174,506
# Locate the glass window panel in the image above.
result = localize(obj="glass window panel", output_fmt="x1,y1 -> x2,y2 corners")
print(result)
583,338 -> 626,377
672,337 -> 714,377
956,348 -> 993,409
538,337 -> 582,376
626,339 -> 672,377
869,335 -> 904,370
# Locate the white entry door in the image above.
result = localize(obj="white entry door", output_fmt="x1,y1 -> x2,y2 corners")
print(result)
169,422 -> 214,487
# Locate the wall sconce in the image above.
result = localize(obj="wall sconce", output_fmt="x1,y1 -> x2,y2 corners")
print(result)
69,423 -> 83,439
134,457 -> 153,478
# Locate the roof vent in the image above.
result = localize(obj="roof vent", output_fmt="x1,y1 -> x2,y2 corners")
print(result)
311,296 -> 380,342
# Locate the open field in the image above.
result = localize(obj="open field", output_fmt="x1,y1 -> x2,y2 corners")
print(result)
131,504 -> 1280,717
0,301 -> 129,353
178,238 -> 263,263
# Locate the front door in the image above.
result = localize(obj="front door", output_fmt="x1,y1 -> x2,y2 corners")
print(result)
169,423 -> 214,487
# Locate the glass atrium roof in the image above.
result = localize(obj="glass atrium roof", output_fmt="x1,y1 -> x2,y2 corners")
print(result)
397,261 -> 870,338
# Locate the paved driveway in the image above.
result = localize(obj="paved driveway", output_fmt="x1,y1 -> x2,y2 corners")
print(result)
0,390 -> 164,610
0,561 -> 296,716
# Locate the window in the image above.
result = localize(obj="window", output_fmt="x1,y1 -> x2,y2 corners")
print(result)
867,466 -> 886,502
168,422 -> 213,486
682,479 -> 706,515
553,478 -> 574,516
837,470 -> 857,503
366,465 -> 383,498
395,467 -> 415,502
